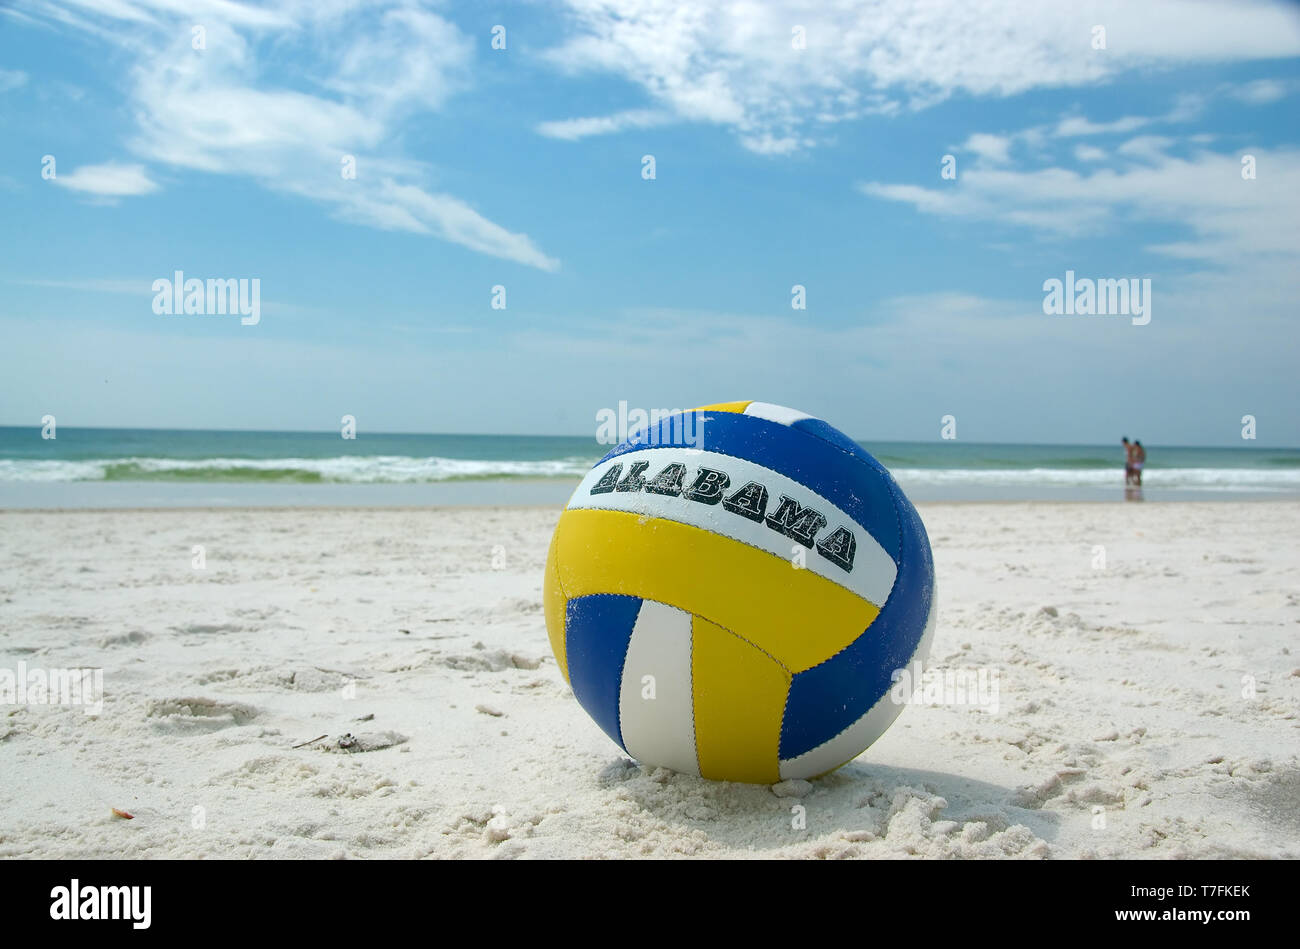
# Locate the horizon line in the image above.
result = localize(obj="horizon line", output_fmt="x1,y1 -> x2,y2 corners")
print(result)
0,423 -> 1294,452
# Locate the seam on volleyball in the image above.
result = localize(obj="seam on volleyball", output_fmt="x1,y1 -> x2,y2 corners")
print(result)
689,612 -> 698,777
779,670 -> 898,769
631,596 -> 790,676
778,668 -> 795,764
693,606 -> 793,676
781,562 -> 934,766
781,596 -> 935,769
776,477 -> 912,761
882,467 -> 904,573
783,471 -> 906,679
612,597 -> 644,754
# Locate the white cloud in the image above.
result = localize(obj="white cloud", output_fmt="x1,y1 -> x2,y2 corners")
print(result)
543,0 -> 1300,153
2,276 -> 155,293
1228,78 -> 1297,104
859,141 -> 1300,267
739,131 -> 808,156
53,162 -> 159,196
1165,93 -> 1206,123
1115,135 -> 1177,162
536,109 -> 671,141
1054,115 -> 1150,137
0,69 -> 27,92
373,184 -> 560,272
963,133 -> 1013,164
980,94 -> 1215,161
17,0 -> 558,271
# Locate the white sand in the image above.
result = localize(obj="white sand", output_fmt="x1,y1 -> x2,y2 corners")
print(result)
1,502 -> 1297,859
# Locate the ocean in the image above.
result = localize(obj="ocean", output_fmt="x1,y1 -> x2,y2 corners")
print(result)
2,426 -> 1297,507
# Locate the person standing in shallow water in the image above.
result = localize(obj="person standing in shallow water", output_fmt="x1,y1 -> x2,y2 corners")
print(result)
1121,437 -> 1135,485
1132,440 -> 1146,486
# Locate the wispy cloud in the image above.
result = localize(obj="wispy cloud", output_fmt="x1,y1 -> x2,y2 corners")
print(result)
536,109 -> 671,141
1,276 -> 156,294
860,138 -> 1300,266
0,69 -> 27,92
52,162 -> 159,197
1115,135 -> 1177,163
962,134 -> 1014,164
17,0 -> 559,271
1054,115 -> 1149,137
542,0 -> 1300,154
1227,78 -> 1299,104
949,92 -> 1235,170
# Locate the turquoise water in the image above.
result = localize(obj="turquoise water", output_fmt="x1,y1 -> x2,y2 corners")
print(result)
0,428 -> 596,483
1,426 -> 1298,505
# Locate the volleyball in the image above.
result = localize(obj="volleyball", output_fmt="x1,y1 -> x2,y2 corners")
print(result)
543,401 -> 936,783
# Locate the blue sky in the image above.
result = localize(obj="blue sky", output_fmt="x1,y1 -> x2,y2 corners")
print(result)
1,0 -> 1298,445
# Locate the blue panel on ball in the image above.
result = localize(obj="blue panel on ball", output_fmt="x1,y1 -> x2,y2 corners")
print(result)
564,593 -> 643,752
778,475 -> 934,761
789,416 -> 877,466
597,409 -> 903,563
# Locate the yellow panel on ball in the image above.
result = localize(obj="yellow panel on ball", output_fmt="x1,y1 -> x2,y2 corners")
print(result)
550,508 -> 878,673
542,529 -> 569,684
690,615 -> 789,784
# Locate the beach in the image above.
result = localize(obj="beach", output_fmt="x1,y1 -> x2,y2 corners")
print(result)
1,501 -> 1296,859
